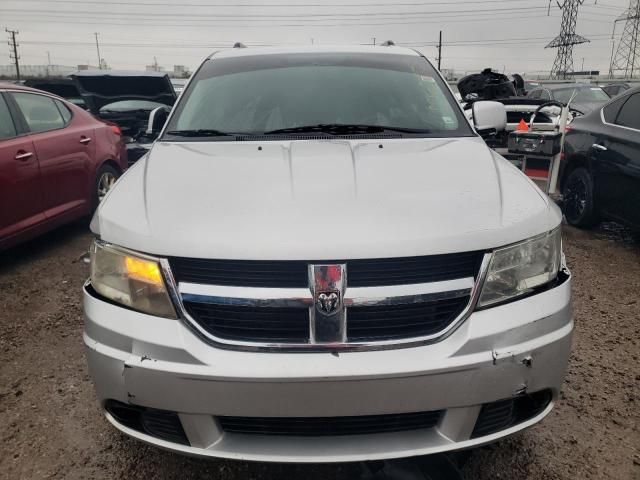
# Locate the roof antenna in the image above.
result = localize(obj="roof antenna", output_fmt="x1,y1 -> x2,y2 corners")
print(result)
233,42 -> 247,48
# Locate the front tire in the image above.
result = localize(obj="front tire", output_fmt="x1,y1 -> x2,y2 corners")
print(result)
562,167 -> 598,228
93,164 -> 120,209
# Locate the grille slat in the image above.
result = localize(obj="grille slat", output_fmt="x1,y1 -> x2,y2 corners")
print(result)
219,410 -> 443,436
347,297 -> 469,341
169,252 -> 483,288
184,303 -> 309,343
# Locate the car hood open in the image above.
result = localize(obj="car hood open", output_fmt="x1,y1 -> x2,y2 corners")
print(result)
70,70 -> 177,113
24,78 -> 82,100
95,137 -> 561,259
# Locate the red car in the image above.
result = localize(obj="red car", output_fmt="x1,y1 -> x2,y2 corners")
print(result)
0,83 -> 127,251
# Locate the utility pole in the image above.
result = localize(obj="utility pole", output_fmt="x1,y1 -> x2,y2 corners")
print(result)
46,51 -> 51,76
6,28 -> 20,81
608,0 -> 640,79
94,32 -> 102,69
373,37 -> 376,45
545,1 -> 589,79
437,30 -> 442,70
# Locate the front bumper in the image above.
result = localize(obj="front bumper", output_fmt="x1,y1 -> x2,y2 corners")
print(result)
84,273 -> 572,463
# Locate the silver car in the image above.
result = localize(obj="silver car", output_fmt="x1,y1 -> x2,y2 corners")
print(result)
84,45 -> 572,462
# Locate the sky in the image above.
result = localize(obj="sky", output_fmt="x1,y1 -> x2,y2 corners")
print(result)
0,0 -> 632,77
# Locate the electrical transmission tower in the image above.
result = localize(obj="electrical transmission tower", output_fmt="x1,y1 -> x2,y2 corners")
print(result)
609,0 -> 640,79
546,0 -> 589,79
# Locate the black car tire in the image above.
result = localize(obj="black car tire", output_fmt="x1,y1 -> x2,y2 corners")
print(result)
93,163 -> 120,210
562,167 -> 599,228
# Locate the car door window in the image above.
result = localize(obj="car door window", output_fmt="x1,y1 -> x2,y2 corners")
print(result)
0,95 -> 17,139
615,93 -> 640,130
12,93 -> 65,133
54,99 -> 72,124
529,90 -> 540,99
602,95 -> 627,123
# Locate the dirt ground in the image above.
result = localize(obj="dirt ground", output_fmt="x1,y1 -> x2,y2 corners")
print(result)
0,222 -> 638,480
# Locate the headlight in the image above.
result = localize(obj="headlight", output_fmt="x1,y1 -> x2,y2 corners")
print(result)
478,228 -> 562,308
90,241 -> 177,318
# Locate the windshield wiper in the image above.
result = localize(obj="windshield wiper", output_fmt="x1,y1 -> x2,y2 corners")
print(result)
263,124 -> 430,135
164,129 -> 236,137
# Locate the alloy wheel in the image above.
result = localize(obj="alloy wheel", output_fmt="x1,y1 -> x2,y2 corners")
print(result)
564,174 -> 588,223
97,172 -> 117,202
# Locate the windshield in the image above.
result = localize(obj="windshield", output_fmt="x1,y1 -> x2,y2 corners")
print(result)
164,52 -> 471,139
553,86 -> 610,104
100,100 -> 167,112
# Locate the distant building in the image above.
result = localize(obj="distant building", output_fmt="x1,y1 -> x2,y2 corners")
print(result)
146,64 -> 165,72
173,65 -> 188,77
0,64 -> 76,78
76,64 -> 100,71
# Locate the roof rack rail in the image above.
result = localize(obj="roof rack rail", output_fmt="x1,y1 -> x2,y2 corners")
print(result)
380,40 -> 395,46
233,42 -> 247,48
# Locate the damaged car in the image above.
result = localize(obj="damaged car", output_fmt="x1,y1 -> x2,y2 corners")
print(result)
84,45 -> 572,462
70,70 -> 177,164
458,69 -> 571,156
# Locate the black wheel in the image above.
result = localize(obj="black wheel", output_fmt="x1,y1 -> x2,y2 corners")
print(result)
93,164 -> 120,209
562,167 -> 598,228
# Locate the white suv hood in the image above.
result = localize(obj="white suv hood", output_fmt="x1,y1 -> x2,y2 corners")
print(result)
96,137 -> 561,259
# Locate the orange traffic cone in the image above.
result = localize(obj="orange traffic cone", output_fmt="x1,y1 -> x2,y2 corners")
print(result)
517,119 -> 529,132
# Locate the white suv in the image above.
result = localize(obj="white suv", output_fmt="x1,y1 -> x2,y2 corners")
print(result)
84,45 -> 572,462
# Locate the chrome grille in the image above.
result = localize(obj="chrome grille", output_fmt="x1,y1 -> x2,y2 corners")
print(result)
168,251 -> 484,288
168,253 -> 490,351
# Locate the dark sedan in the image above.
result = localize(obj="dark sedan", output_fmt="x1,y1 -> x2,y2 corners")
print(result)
560,87 -> 640,230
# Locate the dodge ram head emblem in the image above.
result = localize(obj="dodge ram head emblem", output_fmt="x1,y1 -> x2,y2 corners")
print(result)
309,264 -> 346,343
316,291 -> 341,315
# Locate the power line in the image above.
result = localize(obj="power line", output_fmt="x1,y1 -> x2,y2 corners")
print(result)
0,13 -> 556,28
14,33 -> 618,49
0,5 -> 550,19
0,0 -> 564,7
6,28 -> 21,81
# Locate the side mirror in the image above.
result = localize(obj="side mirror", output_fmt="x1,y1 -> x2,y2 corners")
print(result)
472,101 -> 507,136
146,106 -> 171,136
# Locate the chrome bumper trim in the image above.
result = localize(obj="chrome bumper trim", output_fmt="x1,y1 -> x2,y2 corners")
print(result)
178,277 -> 475,309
